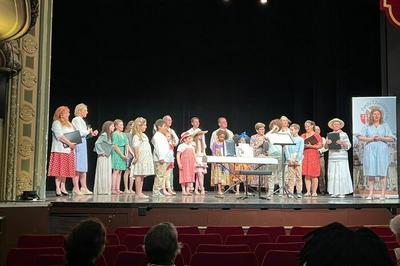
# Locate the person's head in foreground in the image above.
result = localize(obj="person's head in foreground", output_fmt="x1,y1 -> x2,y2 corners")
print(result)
144,222 -> 180,266
65,217 -> 106,266
299,222 -> 393,266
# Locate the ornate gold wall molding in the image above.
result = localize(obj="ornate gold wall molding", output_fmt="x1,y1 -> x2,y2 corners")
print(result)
0,0 -> 52,200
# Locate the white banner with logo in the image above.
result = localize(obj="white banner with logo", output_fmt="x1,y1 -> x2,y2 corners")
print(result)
352,96 -> 398,198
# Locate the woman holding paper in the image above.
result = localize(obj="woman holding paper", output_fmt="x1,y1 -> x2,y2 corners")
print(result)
301,120 -> 322,197
325,118 -> 353,198
48,106 -> 79,196
358,107 -> 395,200
72,103 -> 98,195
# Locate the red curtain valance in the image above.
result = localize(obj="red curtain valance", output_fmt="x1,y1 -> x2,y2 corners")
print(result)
380,0 -> 400,29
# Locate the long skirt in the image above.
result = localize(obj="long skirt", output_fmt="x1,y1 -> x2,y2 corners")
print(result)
93,156 -> 112,195
75,138 -> 88,172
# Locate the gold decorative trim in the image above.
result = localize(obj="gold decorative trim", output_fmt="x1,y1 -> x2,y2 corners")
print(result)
20,104 -> 35,122
21,69 -> 36,88
22,35 -> 38,54
18,138 -> 34,158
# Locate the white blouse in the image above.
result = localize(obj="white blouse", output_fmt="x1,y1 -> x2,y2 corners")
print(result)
50,120 -> 75,153
72,116 -> 89,137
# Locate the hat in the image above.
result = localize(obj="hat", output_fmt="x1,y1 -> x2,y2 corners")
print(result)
191,128 -> 208,137
180,131 -> 192,142
280,115 -> 292,124
328,118 -> 345,129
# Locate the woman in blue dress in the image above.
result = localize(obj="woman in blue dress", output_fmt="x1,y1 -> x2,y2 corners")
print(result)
358,107 -> 395,200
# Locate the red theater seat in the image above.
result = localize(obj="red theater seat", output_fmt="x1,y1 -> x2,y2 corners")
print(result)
261,250 -> 300,266
247,226 -> 286,242
7,247 -> 65,266
176,226 -> 201,234
179,233 -> 222,254
290,226 -> 319,236
254,242 -> 304,265
115,226 -> 150,241
205,226 -> 244,242
225,234 -> 272,251
102,244 -> 128,266
275,235 -> 304,243
190,252 -> 257,266
17,234 -> 65,248
196,244 -> 251,253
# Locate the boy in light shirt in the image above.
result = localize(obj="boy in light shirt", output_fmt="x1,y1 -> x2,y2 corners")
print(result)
284,123 -> 304,198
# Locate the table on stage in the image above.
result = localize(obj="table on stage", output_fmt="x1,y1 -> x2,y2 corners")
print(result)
202,156 -> 278,199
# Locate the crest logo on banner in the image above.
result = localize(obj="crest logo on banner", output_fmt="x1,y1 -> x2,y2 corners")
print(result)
380,0 -> 400,29
352,97 -> 398,198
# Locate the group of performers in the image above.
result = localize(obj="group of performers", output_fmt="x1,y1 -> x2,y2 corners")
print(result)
48,104 -> 395,200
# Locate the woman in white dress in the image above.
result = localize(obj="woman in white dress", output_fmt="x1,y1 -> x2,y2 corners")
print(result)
325,118 -> 353,198
93,121 -> 114,195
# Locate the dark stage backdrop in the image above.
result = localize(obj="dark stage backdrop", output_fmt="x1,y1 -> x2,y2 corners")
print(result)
48,0 -> 382,191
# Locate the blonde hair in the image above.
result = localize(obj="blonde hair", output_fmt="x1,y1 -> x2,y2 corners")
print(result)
132,117 -> 147,140
74,103 -> 87,117
53,106 -> 72,127
255,122 -> 266,131
290,123 -> 300,130
194,134 -> 205,155
125,120 -> 135,133
216,129 -> 226,138
368,107 -> 384,125
269,119 -> 282,130
304,120 -> 316,131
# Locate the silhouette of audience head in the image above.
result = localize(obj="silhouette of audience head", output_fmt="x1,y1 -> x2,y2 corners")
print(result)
390,214 -> 400,241
65,217 -> 106,266
300,222 -> 393,266
144,222 -> 180,265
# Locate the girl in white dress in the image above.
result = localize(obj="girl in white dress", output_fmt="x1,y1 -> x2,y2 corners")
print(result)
130,117 -> 155,199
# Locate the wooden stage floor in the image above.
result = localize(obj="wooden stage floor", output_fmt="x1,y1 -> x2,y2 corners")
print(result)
47,192 -> 400,212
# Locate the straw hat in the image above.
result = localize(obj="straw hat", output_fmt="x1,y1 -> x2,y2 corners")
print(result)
328,118 -> 345,129
180,131 -> 192,142
191,128 -> 208,137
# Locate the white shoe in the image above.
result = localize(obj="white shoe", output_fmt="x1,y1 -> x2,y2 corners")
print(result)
338,194 -> 345,198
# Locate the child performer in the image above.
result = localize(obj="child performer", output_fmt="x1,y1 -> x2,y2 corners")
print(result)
93,121 -> 114,195
130,117 -> 154,199
233,132 -> 253,195
123,120 -> 135,194
151,119 -> 170,197
211,129 -> 230,195
192,128 -> 208,195
111,119 -> 130,194
284,123 -> 304,198
177,132 -> 196,195
165,131 -> 176,195
325,118 -> 353,198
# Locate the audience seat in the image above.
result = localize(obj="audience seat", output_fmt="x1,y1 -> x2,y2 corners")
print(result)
275,235 -> 304,243
179,233 -> 222,254
385,241 -> 399,250
368,226 -> 394,237
95,254 -> 107,266
176,226 -> 201,234
247,226 -> 285,242
114,251 -> 184,266
225,234 -> 272,251
102,244 -> 128,266
289,226 -> 319,236
205,226 -> 244,242
380,235 -> 397,242
115,226 -> 150,240
135,242 -> 191,265
17,234 -> 65,248
190,252 -> 257,266
106,233 -> 120,245
7,247 -> 65,266
261,250 -> 300,266
196,244 -> 251,253
33,254 -> 65,266
254,242 -> 304,265
122,234 -> 145,251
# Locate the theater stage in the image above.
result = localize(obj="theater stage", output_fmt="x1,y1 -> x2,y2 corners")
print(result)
44,192 -> 400,233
